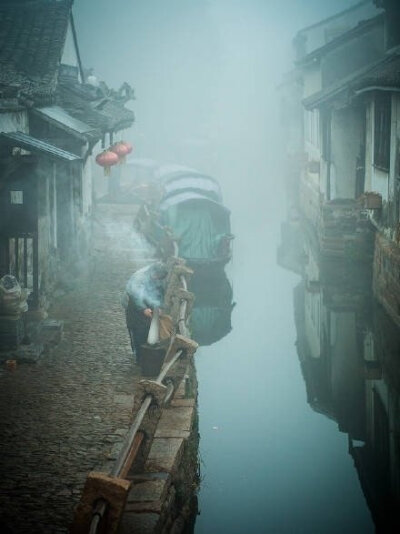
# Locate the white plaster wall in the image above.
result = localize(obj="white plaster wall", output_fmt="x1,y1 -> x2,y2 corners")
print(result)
364,102 -> 373,192
303,65 -> 322,98
389,94 -> 400,203
305,290 -> 321,359
320,158 -> 329,199
331,106 -> 364,199
304,240 -> 321,359
61,22 -> 78,68
371,167 -> 389,201
82,154 -> 93,216
0,111 -> 28,133
365,99 -> 389,201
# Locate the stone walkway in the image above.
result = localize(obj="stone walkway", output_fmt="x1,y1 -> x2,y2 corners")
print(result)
0,203 -> 154,533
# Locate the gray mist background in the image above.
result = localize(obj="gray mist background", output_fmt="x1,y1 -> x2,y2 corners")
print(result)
75,1 -> 373,532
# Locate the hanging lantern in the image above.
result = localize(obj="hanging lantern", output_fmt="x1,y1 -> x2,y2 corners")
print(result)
110,141 -> 133,164
122,141 -> 133,155
95,149 -> 119,176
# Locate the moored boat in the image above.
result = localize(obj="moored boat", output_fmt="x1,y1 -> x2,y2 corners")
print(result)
136,165 -> 233,272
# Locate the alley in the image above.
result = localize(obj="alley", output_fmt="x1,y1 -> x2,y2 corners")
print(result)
0,203 -> 150,533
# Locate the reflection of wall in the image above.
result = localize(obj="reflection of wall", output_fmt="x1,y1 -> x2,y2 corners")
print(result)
330,311 -> 365,438
188,269 -> 233,346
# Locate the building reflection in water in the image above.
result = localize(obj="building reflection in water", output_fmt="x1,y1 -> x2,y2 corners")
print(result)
188,269 -> 235,347
281,218 -> 400,532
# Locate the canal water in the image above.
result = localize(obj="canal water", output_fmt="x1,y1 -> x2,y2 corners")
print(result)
193,174 -> 375,533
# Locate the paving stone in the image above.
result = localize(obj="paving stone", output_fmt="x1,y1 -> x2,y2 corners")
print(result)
145,438 -> 184,473
0,202 -> 153,532
113,394 -> 134,409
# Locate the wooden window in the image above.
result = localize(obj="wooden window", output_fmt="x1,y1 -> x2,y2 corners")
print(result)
10,190 -> 23,204
374,94 -> 391,171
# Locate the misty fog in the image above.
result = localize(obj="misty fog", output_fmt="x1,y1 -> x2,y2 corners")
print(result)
1,0 -> 384,532
74,1 -> 375,532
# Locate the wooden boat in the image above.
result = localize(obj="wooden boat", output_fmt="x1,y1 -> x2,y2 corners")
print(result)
137,165 -> 233,272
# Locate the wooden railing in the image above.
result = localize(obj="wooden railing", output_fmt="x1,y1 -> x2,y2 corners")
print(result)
71,253 -> 197,534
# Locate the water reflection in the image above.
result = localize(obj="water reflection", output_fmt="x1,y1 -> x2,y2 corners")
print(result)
281,219 -> 400,532
188,269 -> 234,347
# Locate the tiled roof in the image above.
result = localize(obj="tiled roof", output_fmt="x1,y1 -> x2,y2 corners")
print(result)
303,52 -> 400,109
354,52 -> 400,90
56,80 -> 135,135
0,0 -> 72,101
296,14 -> 383,66
0,131 -> 81,161
0,1 -> 134,134
32,105 -> 100,141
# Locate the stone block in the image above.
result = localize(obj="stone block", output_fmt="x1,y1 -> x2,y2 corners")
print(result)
145,438 -> 184,474
124,500 -> 163,513
118,512 -> 161,534
154,406 -> 194,439
127,478 -> 169,503
129,472 -> 170,483
174,377 -> 187,399
170,398 -> 195,408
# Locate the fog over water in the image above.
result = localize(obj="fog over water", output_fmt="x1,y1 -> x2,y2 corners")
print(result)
76,1 -> 374,531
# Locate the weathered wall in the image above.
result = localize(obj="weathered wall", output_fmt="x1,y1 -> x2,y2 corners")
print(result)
321,21 -> 384,88
36,160 -> 60,309
296,2 -> 382,58
330,105 -> 364,199
82,155 -> 93,216
365,98 -> 390,202
61,20 -> 80,73
0,111 -> 28,133
303,227 -> 322,359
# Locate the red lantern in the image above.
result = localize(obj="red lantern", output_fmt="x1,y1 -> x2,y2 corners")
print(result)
122,141 -> 133,155
110,141 -> 133,164
95,150 -> 119,176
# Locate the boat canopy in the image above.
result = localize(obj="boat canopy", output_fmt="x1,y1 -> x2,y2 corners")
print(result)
162,173 -> 222,202
159,191 -> 229,213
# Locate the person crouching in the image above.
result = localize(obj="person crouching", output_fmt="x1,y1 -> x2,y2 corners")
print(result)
123,262 -> 168,363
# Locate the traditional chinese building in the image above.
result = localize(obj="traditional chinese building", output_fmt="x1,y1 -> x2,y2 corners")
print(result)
0,0 -> 134,346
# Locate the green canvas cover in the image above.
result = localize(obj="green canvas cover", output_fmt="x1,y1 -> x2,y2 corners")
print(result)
162,199 -> 229,260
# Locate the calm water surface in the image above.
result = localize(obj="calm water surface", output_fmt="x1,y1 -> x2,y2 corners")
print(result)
193,182 -> 375,533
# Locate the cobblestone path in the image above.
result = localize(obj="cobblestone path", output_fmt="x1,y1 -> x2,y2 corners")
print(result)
0,203 -> 154,533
